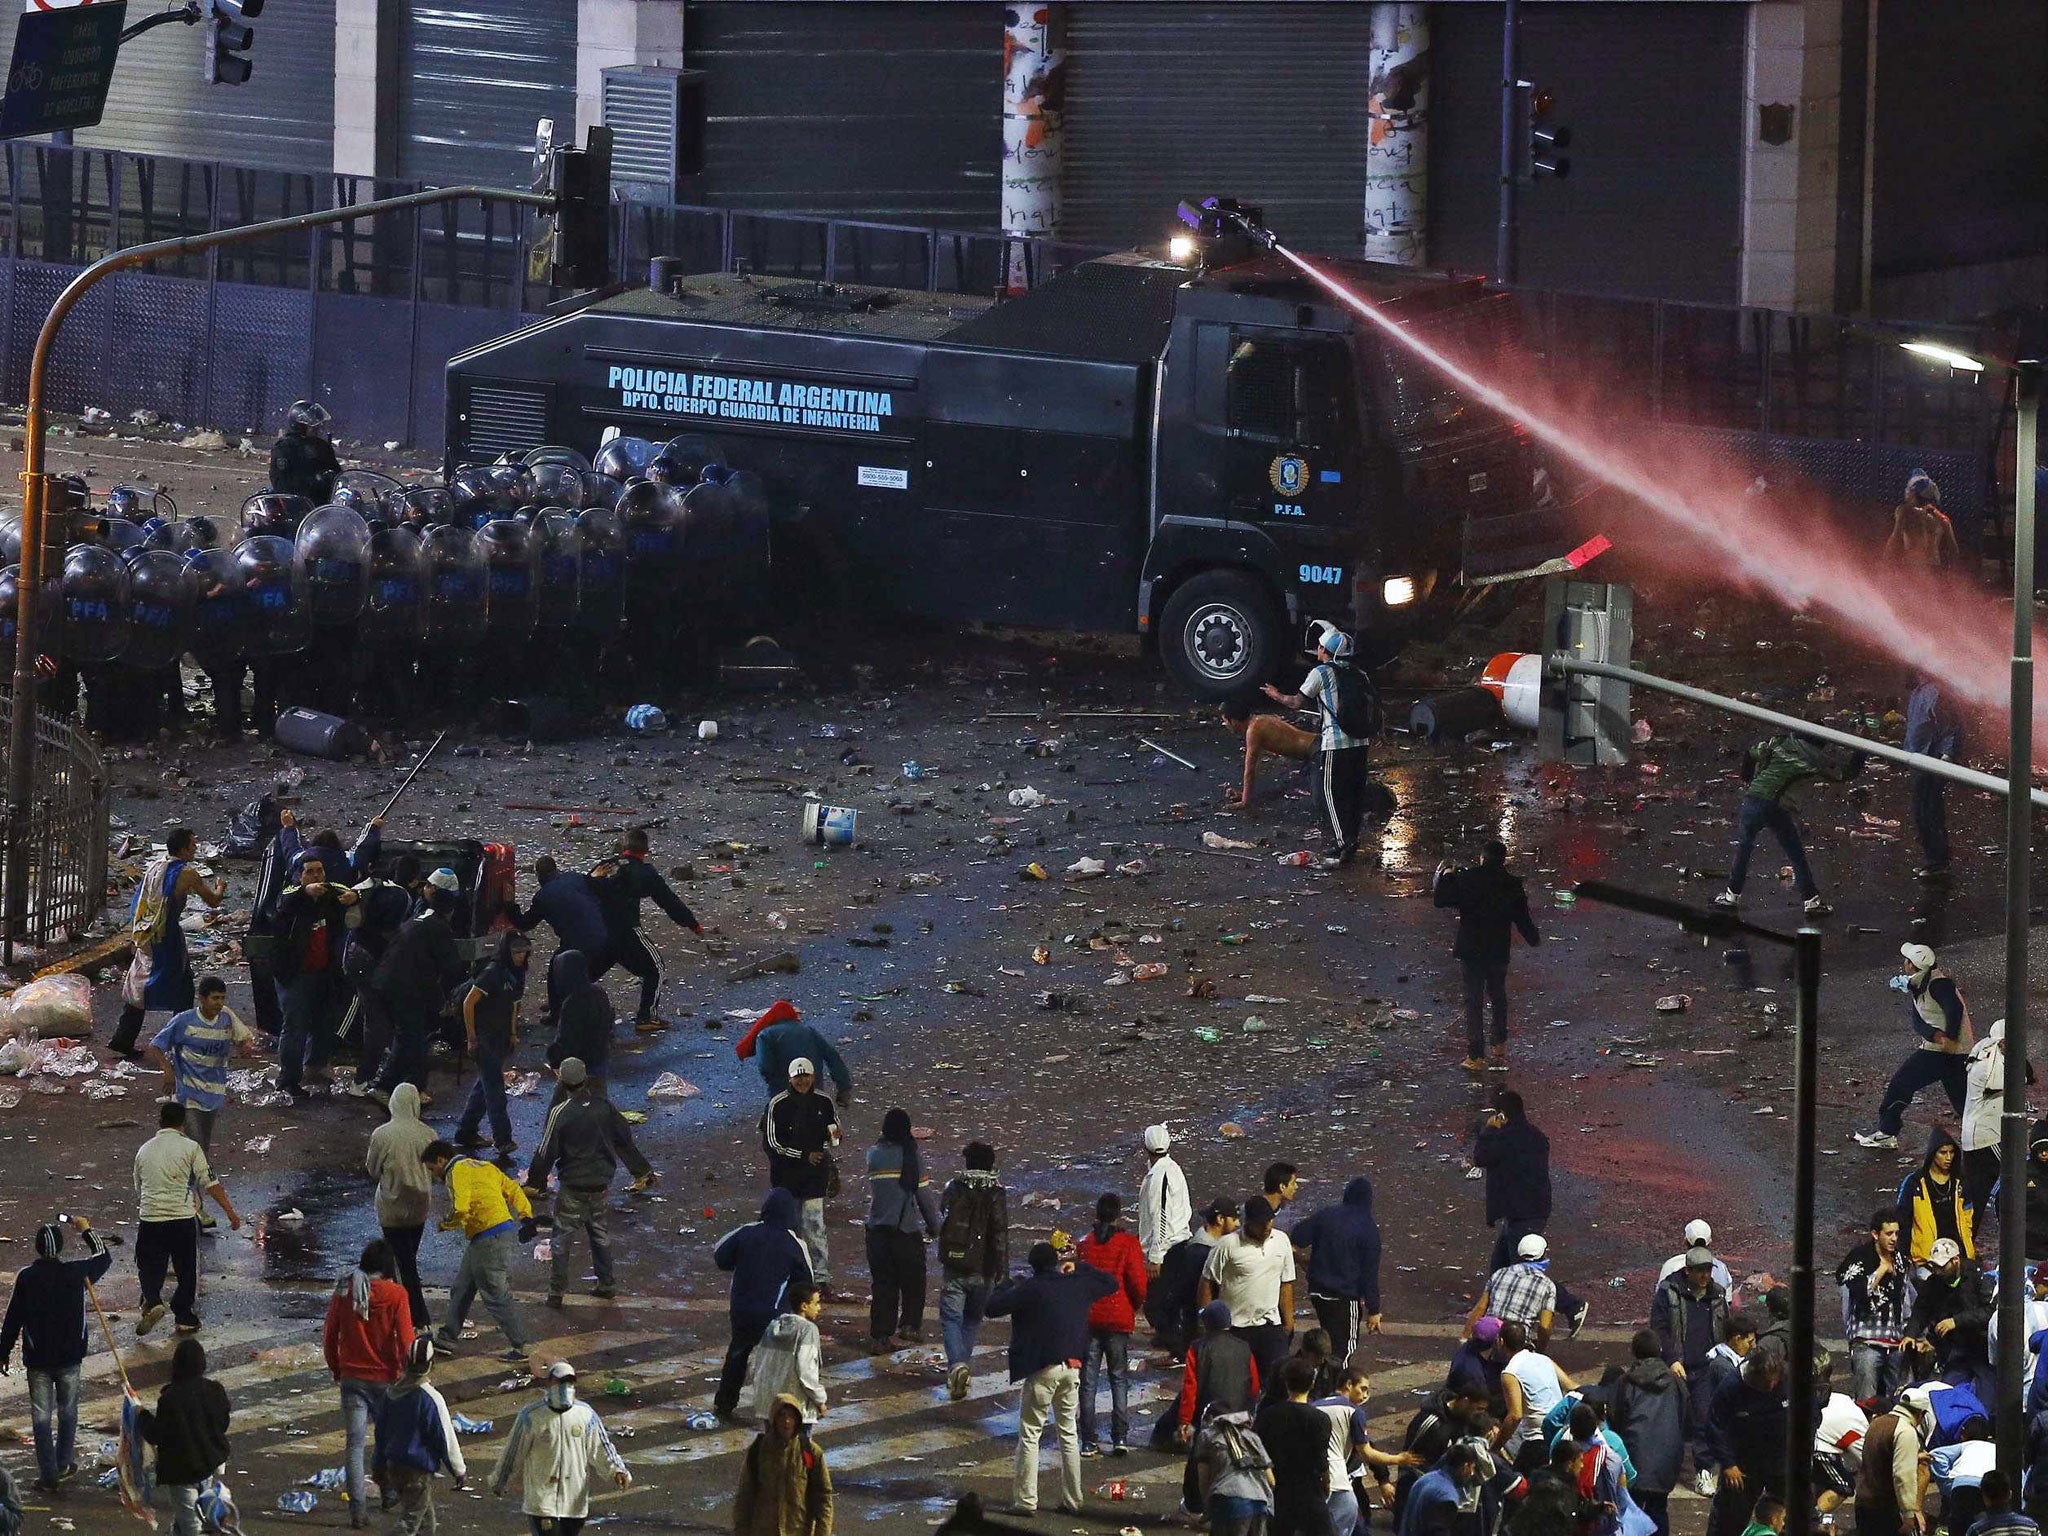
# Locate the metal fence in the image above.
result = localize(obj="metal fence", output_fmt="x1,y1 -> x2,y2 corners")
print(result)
0,694 -> 108,956
0,139 -> 2010,468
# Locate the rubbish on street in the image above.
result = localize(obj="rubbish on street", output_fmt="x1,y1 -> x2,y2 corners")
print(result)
1409,687 -> 1504,742
1007,786 -> 1048,809
728,953 -> 801,982
5,974 -> 93,1038
277,1491 -> 318,1513
1019,863 -> 1048,881
1202,832 -> 1256,851
625,704 -> 669,733
1136,738 -> 1197,771
646,1072 -> 701,1099
801,802 -> 858,846
1277,850 -> 1313,866
697,720 -> 718,741
1654,994 -> 1691,1013
1066,857 -> 1107,879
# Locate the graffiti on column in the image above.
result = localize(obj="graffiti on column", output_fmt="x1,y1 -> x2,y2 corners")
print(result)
1002,4 -> 1066,291
1364,4 -> 1430,267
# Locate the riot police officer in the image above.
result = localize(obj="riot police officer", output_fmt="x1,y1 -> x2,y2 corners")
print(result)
270,400 -> 341,504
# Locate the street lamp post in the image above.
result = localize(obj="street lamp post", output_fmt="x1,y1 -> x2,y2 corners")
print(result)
1573,882 -> 1820,1536
1900,338 -> 2042,1475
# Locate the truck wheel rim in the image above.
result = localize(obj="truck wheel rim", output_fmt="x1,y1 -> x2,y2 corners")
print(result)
1186,603 -> 1253,681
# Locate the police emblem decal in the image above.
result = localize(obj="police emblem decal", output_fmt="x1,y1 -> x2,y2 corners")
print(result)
1269,454 -> 1309,497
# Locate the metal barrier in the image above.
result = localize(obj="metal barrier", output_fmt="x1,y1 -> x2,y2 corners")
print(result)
0,139 -> 2009,463
0,693 -> 107,957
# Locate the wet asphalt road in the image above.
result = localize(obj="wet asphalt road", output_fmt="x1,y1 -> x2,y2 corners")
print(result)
0,429 -> 2034,1531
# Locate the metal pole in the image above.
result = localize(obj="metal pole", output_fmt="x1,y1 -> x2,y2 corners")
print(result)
1495,0 -> 1518,282
0,182 -> 554,951
1998,359 -> 2040,1477
1785,923 -> 1821,1536
1548,655 -> 2048,811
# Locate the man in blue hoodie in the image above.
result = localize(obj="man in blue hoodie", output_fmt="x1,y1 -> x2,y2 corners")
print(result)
0,1218 -> 112,1493
987,1241 -> 1118,1516
1290,1176 -> 1383,1367
512,857 -> 612,1026
711,1189 -> 814,1422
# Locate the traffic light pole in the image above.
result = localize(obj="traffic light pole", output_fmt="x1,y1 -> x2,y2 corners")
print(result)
1495,0 -> 1519,282
0,181 -> 553,960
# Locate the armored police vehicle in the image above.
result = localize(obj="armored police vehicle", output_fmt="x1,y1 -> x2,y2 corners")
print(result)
445,222 -> 1562,699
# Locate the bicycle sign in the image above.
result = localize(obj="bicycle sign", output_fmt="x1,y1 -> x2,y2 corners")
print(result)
0,0 -> 124,138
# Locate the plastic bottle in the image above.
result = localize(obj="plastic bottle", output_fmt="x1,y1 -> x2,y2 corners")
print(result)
1277,850 -> 1313,866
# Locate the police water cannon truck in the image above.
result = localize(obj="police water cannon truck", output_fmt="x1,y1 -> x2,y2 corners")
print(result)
445,200 -> 1570,699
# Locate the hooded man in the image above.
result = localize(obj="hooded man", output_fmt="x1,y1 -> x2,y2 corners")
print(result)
1609,1329 -> 1689,1536
512,857 -> 612,1027
1289,1175 -> 1383,1365
491,1361 -> 630,1525
1856,943 -> 1974,1149
986,1240 -> 1118,1516
713,1189 -> 815,1421
366,1082 -> 439,1330
1137,1123 -> 1192,1272
1263,622 -> 1377,867
763,1058 -> 840,1291
544,949 -> 614,1105
1715,734 -> 1865,917
373,1336 -> 466,1536
734,1392 -> 833,1536
1433,840 -> 1541,1071
0,1216 -> 111,1492
322,1238 -> 414,1526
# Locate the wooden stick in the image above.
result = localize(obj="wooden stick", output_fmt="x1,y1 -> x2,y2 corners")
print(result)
1138,737 -> 1198,771
377,729 -> 448,823
85,1275 -> 133,1396
502,803 -> 644,815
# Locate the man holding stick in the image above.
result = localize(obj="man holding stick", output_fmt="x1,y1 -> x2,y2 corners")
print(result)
0,1216 -> 112,1493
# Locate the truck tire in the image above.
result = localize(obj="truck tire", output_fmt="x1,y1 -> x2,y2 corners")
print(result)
1159,570 -> 1285,701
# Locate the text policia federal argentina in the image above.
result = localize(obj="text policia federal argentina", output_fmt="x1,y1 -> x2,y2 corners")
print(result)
607,366 -> 896,434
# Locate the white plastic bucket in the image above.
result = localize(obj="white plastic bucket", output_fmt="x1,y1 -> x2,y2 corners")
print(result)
1478,652 -> 1543,731
802,802 -> 858,846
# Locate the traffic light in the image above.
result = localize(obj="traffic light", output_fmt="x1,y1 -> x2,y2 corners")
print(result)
1517,82 -> 1572,181
549,125 -> 614,289
204,0 -> 261,85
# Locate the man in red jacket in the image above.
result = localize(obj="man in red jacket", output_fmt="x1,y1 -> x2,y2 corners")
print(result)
1077,1192 -> 1148,1458
323,1238 -> 415,1529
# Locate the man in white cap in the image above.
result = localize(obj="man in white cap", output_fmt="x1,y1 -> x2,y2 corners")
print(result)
1854,943 -> 1973,1150
1468,1231 -> 1557,1346
762,1057 -> 840,1293
491,1359 -> 631,1525
1656,1219 -> 1738,1301
1263,622 -> 1378,868
1136,1124 -> 1190,1275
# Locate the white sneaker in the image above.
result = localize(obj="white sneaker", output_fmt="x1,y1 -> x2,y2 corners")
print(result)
1711,890 -> 1739,910
1853,1130 -> 1899,1149
1803,894 -> 1833,916
1693,1469 -> 1718,1497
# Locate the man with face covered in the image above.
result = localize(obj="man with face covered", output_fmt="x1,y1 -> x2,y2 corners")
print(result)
735,1392 -> 833,1536
271,853 -> 357,1098
491,1360 -> 630,1532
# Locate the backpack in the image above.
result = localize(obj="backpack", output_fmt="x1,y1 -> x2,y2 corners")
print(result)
939,1181 -> 999,1272
1323,662 -> 1382,740
1205,1416 -> 1271,1478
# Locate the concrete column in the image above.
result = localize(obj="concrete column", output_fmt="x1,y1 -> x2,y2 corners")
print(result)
333,0 -> 400,180
1364,3 -> 1429,266
1001,4 -> 1066,292
578,0 -> 686,142
1739,0 -> 1842,311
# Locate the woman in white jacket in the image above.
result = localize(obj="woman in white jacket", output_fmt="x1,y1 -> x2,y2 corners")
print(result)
491,1361 -> 630,1531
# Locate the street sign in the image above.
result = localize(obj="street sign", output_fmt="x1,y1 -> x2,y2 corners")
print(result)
0,0 -> 124,138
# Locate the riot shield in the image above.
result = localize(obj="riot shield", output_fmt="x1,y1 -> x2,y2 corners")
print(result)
475,517 -> 539,642
119,547 -> 193,671
573,505 -> 625,636
363,524 -> 426,647
593,435 -> 657,483
421,523 -> 486,647
293,503 -> 373,626
231,533 -> 310,655
58,543 -> 132,661
533,510 -> 582,631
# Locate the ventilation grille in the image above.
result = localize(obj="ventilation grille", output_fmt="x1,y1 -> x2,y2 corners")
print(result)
463,384 -> 551,460
603,67 -> 683,199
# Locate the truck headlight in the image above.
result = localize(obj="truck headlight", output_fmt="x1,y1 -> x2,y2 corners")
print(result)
1168,235 -> 1198,265
1381,575 -> 1417,608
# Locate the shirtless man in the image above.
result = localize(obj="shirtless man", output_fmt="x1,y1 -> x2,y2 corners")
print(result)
1884,471 -> 1959,571
1220,700 -> 1317,807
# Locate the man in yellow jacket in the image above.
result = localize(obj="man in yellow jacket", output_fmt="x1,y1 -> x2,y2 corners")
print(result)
425,1139 -> 535,1362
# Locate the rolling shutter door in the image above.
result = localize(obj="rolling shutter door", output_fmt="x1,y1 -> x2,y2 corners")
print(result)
0,0 -> 336,173
1060,3 -> 1373,256
683,2 -> 1001,225
397,2 -> 579,188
